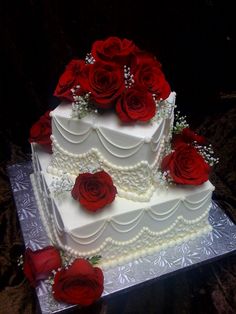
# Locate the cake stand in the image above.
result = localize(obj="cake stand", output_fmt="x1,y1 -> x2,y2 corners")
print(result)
8,162 -> 236,314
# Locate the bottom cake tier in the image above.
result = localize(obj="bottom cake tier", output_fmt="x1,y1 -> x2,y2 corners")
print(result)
31,144 -> 215,268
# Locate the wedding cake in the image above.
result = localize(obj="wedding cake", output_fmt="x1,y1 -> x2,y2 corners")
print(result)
30,37 -> 217,268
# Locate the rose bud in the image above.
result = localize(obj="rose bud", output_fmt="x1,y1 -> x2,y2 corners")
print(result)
23,246 -> 62,287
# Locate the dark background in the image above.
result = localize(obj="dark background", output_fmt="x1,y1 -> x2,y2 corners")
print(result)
0,0 -> 235,151
0,1 -> 236,313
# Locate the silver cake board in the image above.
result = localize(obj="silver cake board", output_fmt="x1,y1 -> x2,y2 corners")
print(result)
7,161 -> 236,314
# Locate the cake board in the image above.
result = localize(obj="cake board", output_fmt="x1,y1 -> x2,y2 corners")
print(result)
7,161 -> 236,314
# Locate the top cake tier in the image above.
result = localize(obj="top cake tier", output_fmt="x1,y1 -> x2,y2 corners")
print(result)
48,92 -> 176,201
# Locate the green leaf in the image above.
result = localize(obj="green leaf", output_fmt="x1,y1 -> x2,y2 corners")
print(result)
87,255 -> 102,265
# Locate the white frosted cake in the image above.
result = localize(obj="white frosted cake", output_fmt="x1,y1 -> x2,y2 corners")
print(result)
29,37 -> 216,268
48,92 -> 176,201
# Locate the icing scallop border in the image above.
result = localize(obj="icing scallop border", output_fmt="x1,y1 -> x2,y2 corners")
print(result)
48,135 -> 167,201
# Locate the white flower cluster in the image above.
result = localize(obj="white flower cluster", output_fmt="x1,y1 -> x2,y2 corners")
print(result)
124,65 -> 134,88
172,111 -> 189,134
71,86 -> 95,119
151,96 -> 176,123
85,53 -> 96,64
17,254 -> 24,267
44,273 -> 56,286
60,251 -> 76,269
153,170 -> 172,188
194,142 -> 219,166
50,173 -> 74,196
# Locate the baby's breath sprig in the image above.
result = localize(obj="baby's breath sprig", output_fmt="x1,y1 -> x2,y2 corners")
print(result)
194,142 -> 219,166
50,173 -> 74,196
172,111 -> 189,134
154,170 -> 173,188
44,274 -> 56,287
17,254 -> 24,268
60,251 -> 76,269
71,88 -> 96,119
151,96 -> 176,123
124,65 -> 134,88
85,53 -> 96,64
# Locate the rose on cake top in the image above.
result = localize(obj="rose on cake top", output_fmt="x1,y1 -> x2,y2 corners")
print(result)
53,60 -> 88,101
91,36 -> 138,65
54,36 -> 171,122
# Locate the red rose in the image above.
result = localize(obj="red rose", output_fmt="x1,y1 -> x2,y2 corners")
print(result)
172,128 -> 206,149
85,61 -> 125,109
52,258 -> 104,306
29,111 -> 52,153
131,52 -> 171,100
161,143 -> 210,185
71,171 -> 117,211
91,36 -> 138,65
54,59 -> 88,101
116,88 -> 156,122
23,246 -> 62,287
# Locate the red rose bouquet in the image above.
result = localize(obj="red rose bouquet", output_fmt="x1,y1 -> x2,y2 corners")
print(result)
160,114 -> 219,185
54,36 -> 171,122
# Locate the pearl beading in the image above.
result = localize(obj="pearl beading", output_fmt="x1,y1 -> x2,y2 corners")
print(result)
61,210 -> 211,267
